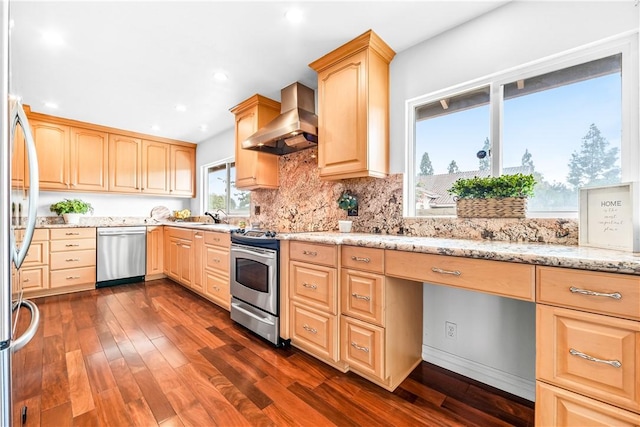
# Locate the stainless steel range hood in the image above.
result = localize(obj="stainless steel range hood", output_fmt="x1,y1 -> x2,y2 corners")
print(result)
242,82 -> 318,155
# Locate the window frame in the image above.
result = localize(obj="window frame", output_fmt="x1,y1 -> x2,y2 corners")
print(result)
404,33 -> 638,218
200,157 -> 249,217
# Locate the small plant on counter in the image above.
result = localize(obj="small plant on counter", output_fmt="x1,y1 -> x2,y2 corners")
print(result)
337,191 -> 358,216
49,198 -> 94,215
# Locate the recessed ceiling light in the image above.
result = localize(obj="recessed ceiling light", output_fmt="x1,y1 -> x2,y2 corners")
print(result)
285,8 -> 304,23
42,30 -> 64,46
43,101 -> 58,109
213,72 -> 228,82
175,104 -> 187,112
199,124 -> 208,131
151,124 -> 160,131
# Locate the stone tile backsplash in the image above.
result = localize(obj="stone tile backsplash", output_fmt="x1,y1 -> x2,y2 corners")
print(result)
250,148 -> 579,245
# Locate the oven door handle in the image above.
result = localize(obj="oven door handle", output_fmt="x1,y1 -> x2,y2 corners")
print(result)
231,301 -> 275,326
232,246 -> 276,260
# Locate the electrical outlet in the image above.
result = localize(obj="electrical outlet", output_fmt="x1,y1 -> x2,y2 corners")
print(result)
254,205 -> 260,215
445,321 -> 457,340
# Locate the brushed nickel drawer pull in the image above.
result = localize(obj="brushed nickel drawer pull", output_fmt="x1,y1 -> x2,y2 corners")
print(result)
431,267 -> 461,276
302,282 -> 317,290
351,293 -> 371,301
351,256 -> 370,263
213,286 -> 220,292
303,324 -> 317,334
351,342 -> 369,353
65,232 -> 80,235
213,259 -> 221,263
23,278 -> 29,282
569,348 -> 621,368
65,258 -> 80,262
66,276 -> 81,280
213,237 -> 220,242
569,287 -> 622,300
302,250 -> 317,256
65,244 -> 80,247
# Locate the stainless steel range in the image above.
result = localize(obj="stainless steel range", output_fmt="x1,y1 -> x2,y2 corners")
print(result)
229,228 -> 287,347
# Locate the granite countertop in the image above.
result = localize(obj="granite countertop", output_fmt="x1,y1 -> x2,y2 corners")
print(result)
279,232 -> 640,275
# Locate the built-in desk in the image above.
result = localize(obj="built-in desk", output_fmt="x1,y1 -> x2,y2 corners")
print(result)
278,232 -> 640,427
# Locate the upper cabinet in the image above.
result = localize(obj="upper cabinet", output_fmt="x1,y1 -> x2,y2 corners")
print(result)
230,94 -> 281,190
309,30 -> 395,180
23,105 -> 196,198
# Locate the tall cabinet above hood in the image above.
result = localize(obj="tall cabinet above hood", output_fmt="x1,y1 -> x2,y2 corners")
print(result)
242,82 -> 318,155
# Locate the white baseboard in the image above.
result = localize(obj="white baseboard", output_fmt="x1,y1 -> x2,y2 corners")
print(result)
422,345 -> 535,402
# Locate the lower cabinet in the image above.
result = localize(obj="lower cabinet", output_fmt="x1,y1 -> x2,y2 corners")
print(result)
146,226 -> 164,279
290,301 -> 338,362
203,231 -> 230,310
16,229 -> 50,294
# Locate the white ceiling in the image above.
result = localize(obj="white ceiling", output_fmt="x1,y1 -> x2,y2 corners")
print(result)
9,1 -> 508,144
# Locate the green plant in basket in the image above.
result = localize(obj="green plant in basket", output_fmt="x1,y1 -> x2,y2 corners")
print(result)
337,191 -> 358,211
49,198 -> 94,215
448,174 -> 536,199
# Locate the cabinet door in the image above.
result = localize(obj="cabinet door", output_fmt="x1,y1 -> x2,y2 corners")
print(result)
109,134 -> 141,193
178,239 -> 193,286
70,127 -> 108,191
146,227 -> 164,277
141,140 -> 170,194
233,98 -> 280,190
29,120 -> 69,189
166,237 -> 180,281
317,50 -> 368,178
11,124 -> 25,189
170,145 -> 195,196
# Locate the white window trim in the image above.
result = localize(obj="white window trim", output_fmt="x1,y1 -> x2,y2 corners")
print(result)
200,156 -> 240,215
404,31 -> 639,218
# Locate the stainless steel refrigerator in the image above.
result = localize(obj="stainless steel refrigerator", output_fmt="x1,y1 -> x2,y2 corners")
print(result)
1,0 -> 41,425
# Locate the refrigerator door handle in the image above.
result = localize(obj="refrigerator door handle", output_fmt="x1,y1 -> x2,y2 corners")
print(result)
10,102 -> 39,269
10,300 -> 39,352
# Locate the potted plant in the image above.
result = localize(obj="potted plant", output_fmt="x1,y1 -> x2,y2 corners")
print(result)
448,173 -> 536,218
337,191 -> 358,232
50,198 -> 94,224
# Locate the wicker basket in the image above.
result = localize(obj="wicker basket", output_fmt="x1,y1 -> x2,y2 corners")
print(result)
456,197 -> 527,218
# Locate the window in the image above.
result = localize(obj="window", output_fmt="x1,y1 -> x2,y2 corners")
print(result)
406,36 -> 636,218
204,160 -> 249,216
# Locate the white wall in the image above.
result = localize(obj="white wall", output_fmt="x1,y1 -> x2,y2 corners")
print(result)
389,1 -> 639,400
190,127 -> 235,214
34,191 -> 189,218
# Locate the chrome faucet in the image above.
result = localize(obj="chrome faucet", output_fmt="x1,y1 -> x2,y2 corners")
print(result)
205,209 -> 228,224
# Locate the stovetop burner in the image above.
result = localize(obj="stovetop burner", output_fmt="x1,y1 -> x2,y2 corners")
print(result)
230,228 -> 279,249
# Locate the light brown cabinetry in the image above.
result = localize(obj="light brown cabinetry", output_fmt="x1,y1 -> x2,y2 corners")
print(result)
341,246 -> 422,391
192,230 -> 204,292
24,105 -> 196,197
204,231 -> 231,310
163,227 -> 194,287
146,226 -> 164,280
11,124 -> 26,189
535,266 -> 640,426
230,94 -> 281,190
48,228 -> 96,295
309,30 -> 395,180
15,229 -> 50,294
288,242 -> 341,366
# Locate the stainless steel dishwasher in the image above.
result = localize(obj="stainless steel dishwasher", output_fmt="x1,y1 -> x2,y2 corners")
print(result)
96,226 -> 147,287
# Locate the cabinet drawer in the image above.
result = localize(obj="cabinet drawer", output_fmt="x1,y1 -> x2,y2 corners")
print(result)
290,261 -> 337,314
290,302 -> 337,362
536,382 -> 640,427
50,266 -> 95,288
341,269 -> 384,326
165,226 -> 193,241
32,228 -> 49,241
290,241 -> 337,267
205,245 -> 229,275
50,238 -> 96,252
341,316 -> 385,380
204,231 -> 230,248
341,246 -> 384,274
385,250 -> 535,301
205,271 -> 230,310
537,266 -> 640,321
23,240 -> 49,266
537,304 -> 640,412
50,228 -> 95,240
20,266 -> 50,291
50,249 -> 96,270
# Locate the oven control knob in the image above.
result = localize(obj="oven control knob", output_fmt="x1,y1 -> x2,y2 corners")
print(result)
265,231 -> 276,238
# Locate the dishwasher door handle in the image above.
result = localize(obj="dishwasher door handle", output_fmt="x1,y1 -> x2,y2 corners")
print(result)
98,230 -> 146,236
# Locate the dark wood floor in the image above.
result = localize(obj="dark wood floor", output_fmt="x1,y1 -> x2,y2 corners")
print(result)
13,279 -> 535,426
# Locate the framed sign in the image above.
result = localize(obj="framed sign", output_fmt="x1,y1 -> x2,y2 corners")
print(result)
579,182 -> 639,252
